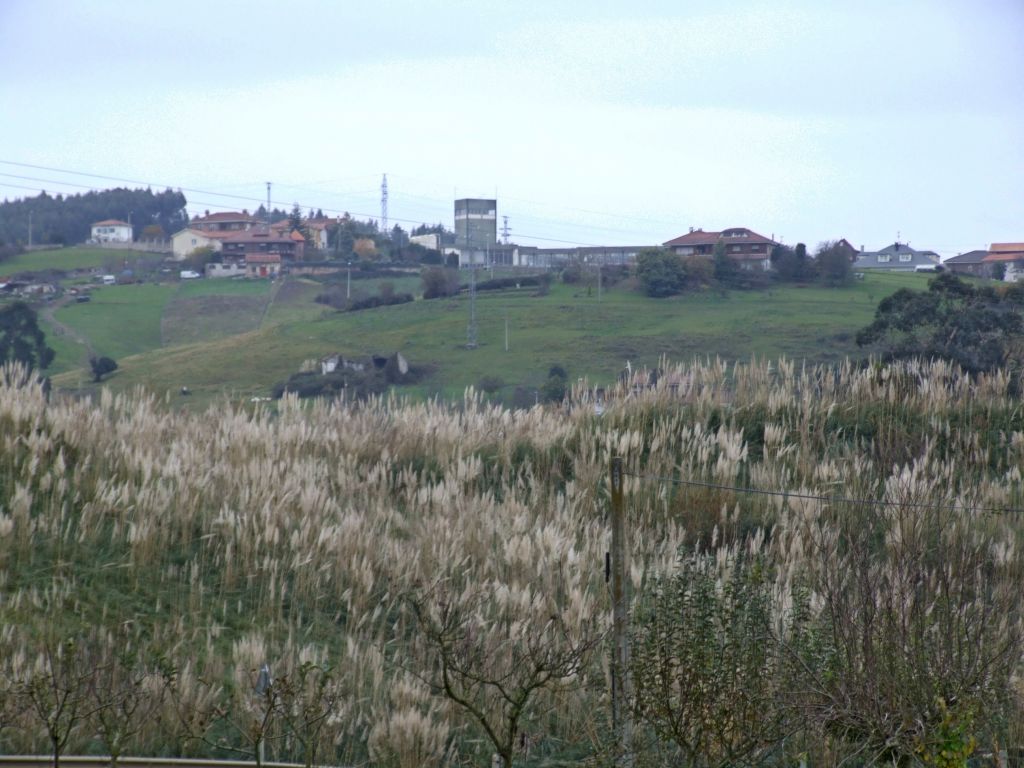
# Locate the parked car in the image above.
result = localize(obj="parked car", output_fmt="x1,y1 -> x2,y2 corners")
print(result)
75,295 -> 91,303
180,270 -> 201,279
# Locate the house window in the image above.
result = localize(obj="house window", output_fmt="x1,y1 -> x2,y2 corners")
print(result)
878,254 -> 890,263
899,253 -> 911,262
731,245 -> 741,252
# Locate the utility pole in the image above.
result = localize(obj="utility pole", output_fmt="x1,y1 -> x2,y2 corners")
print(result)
381,173 -> 389,236
609,457 -> 633,766
347,260 -> 352,300
504,307 -> 509,352
27,210 -> 32,248
598,259 -> 602,302
467,263 -> 478,349
463,201 -> 478,349
501,215 -> 511,244
265,182 -> 272,226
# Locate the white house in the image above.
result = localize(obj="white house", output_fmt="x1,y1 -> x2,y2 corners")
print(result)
170,228 -> 227,261
91,219 -> 133,243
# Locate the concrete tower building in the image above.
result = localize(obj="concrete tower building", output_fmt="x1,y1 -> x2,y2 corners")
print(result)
454,198 -> 497,249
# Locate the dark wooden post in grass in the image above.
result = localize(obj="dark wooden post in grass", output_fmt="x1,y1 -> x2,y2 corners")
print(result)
609,457 -> 634,766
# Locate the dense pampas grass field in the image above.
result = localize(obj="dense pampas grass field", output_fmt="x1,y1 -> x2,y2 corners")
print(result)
2,357 -> 1023,766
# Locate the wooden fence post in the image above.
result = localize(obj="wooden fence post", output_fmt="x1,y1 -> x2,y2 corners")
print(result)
610,456 -> 633,765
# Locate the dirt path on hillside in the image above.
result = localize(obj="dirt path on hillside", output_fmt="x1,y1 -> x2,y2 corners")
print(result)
258,278 -> 283,329
40,296 -> 94,364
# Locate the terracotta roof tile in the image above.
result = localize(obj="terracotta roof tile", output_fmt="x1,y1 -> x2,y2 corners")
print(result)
221,227 -> 294,244
663,227 -> 777,248
663,229 -> 721,247
191,211 -> 259,223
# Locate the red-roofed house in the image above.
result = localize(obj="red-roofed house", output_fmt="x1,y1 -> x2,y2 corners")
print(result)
985,243 -> 1024,282
170,228 -> 235,260
270,217 -> 336,251
663,227 -> 778,270
246,253 -> 282,278
190,210 -> 260,233
220,226 -> 305,261
91,219 -> 133,243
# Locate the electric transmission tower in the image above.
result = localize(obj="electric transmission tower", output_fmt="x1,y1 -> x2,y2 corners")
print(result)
501,215 -> 511,244
381,173 -> 389,236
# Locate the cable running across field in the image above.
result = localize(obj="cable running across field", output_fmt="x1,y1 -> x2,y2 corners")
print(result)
622,469 -> 1024,516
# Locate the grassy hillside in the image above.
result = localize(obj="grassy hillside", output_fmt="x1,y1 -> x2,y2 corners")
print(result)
0,245 -> 160,277
52,283 -> 176,360
51,270 -> 929,403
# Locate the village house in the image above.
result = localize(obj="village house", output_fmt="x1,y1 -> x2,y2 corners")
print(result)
220,226 -> 306,261
90,219 -> 133,243
833,239 -> 861,261
205,261 -> 246,278
246,253 -> 282,278
189,210 -> 260,233
984,243 -> 1024,281
852,242 -> 941,271
270,217 -> 335,251
943,250 -> 991,278
170,228 -> 231,260
663,227 -> 778,270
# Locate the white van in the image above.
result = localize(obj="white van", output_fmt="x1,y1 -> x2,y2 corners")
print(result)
180,270 -> 201,280
101,274 -> 116,285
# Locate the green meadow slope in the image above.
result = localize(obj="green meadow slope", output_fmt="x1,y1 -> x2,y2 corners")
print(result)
49,270 -> 928,404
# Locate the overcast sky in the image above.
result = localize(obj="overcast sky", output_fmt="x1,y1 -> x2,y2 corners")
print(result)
1,0 -> 1022,255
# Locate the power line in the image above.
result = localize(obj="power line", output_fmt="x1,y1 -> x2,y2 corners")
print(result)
0,159 -> 655,246
622,470 -> 1024,517
0,173 -> 621,248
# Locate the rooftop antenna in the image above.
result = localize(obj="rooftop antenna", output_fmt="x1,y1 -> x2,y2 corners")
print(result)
381,173 -> 389,236
501,215 -> 511,244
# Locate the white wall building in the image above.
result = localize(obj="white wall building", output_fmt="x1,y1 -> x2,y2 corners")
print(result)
171,228 -> 226,261
410,233 -> 441,250
90,219 -> 133,243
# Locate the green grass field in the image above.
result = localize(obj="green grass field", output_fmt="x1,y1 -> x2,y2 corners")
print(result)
0,246 -> 161,277
161,279 -> 273,346
50,270 -> 931,404
42,323 -> 90,375
52,283 -> 175,361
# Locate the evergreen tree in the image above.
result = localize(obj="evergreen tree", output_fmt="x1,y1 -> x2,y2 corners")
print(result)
0,187 -> 187,246
0,302 -> 55,371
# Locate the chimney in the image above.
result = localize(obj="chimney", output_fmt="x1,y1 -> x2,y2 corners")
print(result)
860,245 -> 864,252
689,226 -> 694,233
204,210 -> 209,217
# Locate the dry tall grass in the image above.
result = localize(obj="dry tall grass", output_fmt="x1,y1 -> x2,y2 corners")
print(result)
1,357 -> 1023,765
